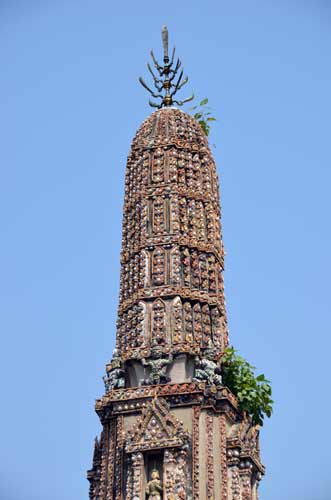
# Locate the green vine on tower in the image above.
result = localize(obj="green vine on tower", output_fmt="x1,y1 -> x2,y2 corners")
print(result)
190,98 -> 216,136
221,347 -> 273,426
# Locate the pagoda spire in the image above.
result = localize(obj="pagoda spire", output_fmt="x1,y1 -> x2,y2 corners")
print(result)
87,28 -> 265,500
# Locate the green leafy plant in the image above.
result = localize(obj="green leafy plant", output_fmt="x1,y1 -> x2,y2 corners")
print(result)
190,98 -> 216,136
221,347 -> 273,426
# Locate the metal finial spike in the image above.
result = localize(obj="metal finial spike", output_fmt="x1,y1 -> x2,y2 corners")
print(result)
169,60 -> 181,82
175,70 -> 184,89
173,93 -> 195,106
149,99 -> 162,109
161,25 -> 169,61
176,75 -> 189,93
174,59 -> 181,73
170,46 -> 175,67
147,63 -> 163,91
138,77 -> 163,99
170,72 -> 186,97
139,27 -> 194,108
150,50 -> 162,72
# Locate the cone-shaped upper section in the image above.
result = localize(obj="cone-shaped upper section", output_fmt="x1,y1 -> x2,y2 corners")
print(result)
116,107 -> 228,362
133,108 -> 208,148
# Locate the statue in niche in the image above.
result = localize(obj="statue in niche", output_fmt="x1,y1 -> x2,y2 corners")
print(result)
146,469 -> 162,500
103,349 -> 125,392
193,354 -> 222,387
140,348 -> 173,385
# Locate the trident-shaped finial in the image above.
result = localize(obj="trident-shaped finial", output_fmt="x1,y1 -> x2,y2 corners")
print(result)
139,26 -> 194,109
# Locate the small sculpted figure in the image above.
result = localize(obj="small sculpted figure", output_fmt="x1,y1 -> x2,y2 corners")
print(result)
141,348 -> 173,385
193,355 -> 222,386
103,350 -> 125,392
146,469 -> 162,500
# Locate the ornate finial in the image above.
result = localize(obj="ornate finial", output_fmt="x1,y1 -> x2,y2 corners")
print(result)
139,25 -> 194,109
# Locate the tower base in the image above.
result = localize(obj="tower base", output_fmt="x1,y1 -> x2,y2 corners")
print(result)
88,382 -> 264,500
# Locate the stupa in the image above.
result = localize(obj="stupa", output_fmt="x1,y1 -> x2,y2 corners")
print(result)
87,26 -> 264,500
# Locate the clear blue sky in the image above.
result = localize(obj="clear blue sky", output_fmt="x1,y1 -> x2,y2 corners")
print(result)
1,1 -> 330,499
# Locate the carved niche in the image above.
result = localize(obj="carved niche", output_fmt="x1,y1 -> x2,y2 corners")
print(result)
153,197 -> 166,234
199,254 -> 208,291
151,148 -> 165,184
168,148 -> 178,183
179,197 -> 188,236
172,297 -> 183,344
170,196 -> 180,234
185,152 -> 194,189
152,247 -> 166,286
191,251 -> 200,289
183,302 -> 193,343
195,201 -> 205,241
182,249 -> 191,287
125,398 -> 190,500
193,303 -> 202,346
211,306 -> 222,349
152,299 -> 166,345
135,302 -> 146,347
170,247 -> 181,286
188,200 -> 197,240
202,304 -> 212,348
140,249 -> 149,288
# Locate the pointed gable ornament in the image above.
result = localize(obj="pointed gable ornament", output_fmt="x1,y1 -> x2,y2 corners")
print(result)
125,397 -> 188,453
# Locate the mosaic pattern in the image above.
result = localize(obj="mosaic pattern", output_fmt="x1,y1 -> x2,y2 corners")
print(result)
192,406 -> 201,500
88,107 -> 265,500
125,397 -> 188,453
206,413 -> 214,499
116,108 -> 228,360
219,414 -> 229,500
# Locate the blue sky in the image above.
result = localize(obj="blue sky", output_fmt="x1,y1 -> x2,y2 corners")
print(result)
1,1 -> 330,499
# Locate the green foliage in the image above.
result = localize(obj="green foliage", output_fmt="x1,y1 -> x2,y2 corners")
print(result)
221,347 -> 273,426
190,98 -> 216,137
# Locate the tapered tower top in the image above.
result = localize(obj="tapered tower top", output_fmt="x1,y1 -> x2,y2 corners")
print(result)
139,26 -> 194,108
116,106 -> 228,370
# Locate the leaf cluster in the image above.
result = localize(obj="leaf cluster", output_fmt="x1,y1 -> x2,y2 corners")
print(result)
190,98 -> 216,136
221,347 -> 273,426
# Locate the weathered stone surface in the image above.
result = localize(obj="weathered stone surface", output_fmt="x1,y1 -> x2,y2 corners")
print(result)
116,108 -> 228,363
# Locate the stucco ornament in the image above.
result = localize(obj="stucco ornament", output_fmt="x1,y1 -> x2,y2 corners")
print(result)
103,350 -> 125,392
193,354 -> 222,386
140,348 -> 173,385
125,397 -> 189,453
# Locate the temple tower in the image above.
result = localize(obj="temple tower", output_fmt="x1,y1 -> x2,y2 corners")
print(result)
87,27 -> 264,500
